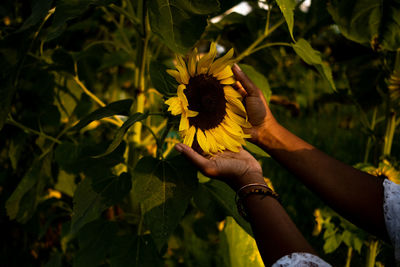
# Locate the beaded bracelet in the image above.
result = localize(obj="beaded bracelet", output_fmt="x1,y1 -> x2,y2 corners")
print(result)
235,183 -> 279,221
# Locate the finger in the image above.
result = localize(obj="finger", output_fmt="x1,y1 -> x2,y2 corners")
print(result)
234,81 -> 248,98
232,64 -> 260,96
175,143 -> 214,174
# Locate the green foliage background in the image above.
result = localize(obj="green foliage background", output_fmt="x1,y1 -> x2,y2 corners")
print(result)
0,0 -> 399,266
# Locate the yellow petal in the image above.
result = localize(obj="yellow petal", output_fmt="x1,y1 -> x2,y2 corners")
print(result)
205,130 -> 219,154
218,126 -> 242,152
209,48 -> 234,75
179,114 -> 189,131
177,84 -> 188,107
197,42 -> 217,74
222,116 -> 243,134
223,85 -> 242,99
183,126 -> 196,147
176,55 -> 186,69
209,129 -> 225,150
165,97 -> 183,115
227,103 -> 246,118
214,66 -> 234,80
226,94 -> 246,115
176,65 -> 190,84
166,69 -> 182,84
188,48 -> 198,77
220,77 -> 236,84
226,108 -> 251,128
196,129 -> 210,154
186,109 -> 199,117
221,124 -> 246,146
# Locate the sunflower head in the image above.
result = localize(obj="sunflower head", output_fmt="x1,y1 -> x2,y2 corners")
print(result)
165,42 -> 251,155
371,161 -> 400,184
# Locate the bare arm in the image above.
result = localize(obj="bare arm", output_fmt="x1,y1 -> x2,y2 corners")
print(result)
232,64 -> 388,241
174,144 -> 317,265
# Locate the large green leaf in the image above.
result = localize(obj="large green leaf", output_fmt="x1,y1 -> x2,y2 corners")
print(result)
48,0 -> 115,39
70,172 -> 130,234
74,220 -> 117,267
110,234 -> 163,267
238,63 -> 271,103
201,180 -> 252,235
70,99 -> 132,131
94,112 -> 148,158
6,155 -> 51,223
327,0 -> 400,51
149,61 -> 179,97
148,0 -> 220,53
70,178 -> 109,234
220,217 -> 263,267
292,39 -> 336,91
132,155 -> 198,251
18,0 -> 54,32
276,0 -> 296,41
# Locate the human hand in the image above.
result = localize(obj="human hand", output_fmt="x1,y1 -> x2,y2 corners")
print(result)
175,143 -> 265,191
232,64 -> 279,143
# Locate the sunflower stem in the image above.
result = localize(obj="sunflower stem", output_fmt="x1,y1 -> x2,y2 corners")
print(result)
132,10 -> 150,144
235,18 -> 285,62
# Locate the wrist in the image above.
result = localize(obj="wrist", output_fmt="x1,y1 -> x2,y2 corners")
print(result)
254,120 -> 283,149
231,172 -> 266,192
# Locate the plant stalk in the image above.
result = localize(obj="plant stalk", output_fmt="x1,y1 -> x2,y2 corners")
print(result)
345,246 -> 353,267
366,239 -> 379,267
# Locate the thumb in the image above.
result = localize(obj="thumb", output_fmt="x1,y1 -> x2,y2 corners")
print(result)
175,143 -> 214,175
232,64 -> 260,97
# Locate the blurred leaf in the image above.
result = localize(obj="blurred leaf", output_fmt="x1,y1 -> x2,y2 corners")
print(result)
202,180 -> 252,235
94,112 -> 148,158
70,178 -> 108,234
19,0 -> 54,32
327,0 -> 400,51
0,80 -> 15,131
5,155 -> 51,223
51,48 -> 75,74
55,141 -> 125,177
292,39 -> 336,91
74,220 -> 117,267
55,170 -> 77,197
44,252 -> 62,267
71,99 -> 133,131
132,155 -> 198,251
323,232 -> 342,253
149,61 -> 179,97
220,217 -> 263,267
276,0 -> 296,41
92,172 -> 132,203
98,50 -> 131,71
342,230 -> 363,254
148,0 -> 219,53
175,0 -> 220,14
110,234 -> 163,267
245,141 -> 269,158
48,0 -> 115,39
238,63 -> 272,103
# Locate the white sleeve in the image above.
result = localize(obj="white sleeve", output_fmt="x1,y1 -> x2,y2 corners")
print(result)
383,179 -> 400,261
272,252 -> 331,267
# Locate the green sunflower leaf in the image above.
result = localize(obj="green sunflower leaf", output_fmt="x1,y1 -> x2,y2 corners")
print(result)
148,0 -> 220,53
327,0 -> 400,51
93,112 -> 148,158
70,99 -> 133,131
132,155 -> 198,251
276,0 -> 296,41
292,39 -> 336,91
238,63 -> 271,103
149,61 -> 179,97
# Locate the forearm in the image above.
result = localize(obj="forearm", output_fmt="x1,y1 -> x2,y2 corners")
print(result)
243,192 -> 316,266
256,122 -> 388,240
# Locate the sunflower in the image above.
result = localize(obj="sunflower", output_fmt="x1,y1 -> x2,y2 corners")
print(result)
165,42 -> 251,154
370,160 -> 400,185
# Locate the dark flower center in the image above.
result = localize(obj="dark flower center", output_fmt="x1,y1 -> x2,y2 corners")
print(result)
185,74 -> 226,130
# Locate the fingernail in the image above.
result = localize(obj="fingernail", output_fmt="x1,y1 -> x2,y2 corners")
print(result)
174,143 -> 183,152
233,63 -> 242,71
